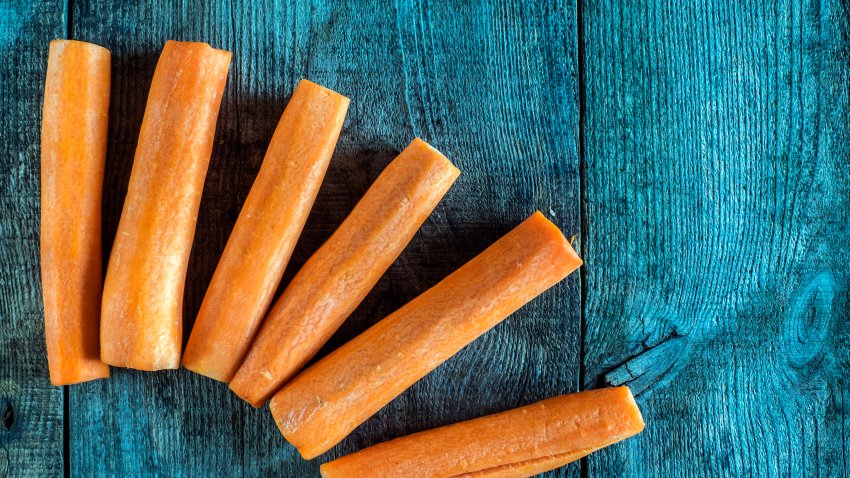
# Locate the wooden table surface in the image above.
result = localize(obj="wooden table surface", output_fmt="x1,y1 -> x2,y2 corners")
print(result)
1,1 -> 848,477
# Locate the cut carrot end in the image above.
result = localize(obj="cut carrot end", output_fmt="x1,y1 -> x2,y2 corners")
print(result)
49,366 -> 110,387
528,211 -> 583,273
296,78 -> 351,104
229,382 -> 266,409
49,39 -> 111,56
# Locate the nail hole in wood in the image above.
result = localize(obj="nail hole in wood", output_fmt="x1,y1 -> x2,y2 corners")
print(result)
2,403 -> 13,430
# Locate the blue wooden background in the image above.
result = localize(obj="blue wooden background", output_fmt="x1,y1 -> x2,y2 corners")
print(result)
0,0 -> 847,477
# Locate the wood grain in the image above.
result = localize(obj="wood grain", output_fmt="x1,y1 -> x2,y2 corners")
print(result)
0,1 -> 66,476
582,0 -> 850,476
69,0 -> 580,476
16,1 -> 845,476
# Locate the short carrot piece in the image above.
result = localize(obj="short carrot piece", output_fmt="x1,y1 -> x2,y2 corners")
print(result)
40,40 -> 111,385
229,138 -> 460,407
320,387 -> 644,478
100,41 -> 231,371
182,80 -> 350,382
269,212 -> 583,459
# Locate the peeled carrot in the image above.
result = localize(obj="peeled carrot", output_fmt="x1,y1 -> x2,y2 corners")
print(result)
40,40 -> 111,385
100,41 -> 231,371
182,80 -> 349,382
269,212 -> 583,459
229,138 -> 459,407
319,387 -> 644,478
322,387 -> 642,477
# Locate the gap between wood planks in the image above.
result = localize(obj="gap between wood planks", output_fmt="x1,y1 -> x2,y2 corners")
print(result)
63,3 -> 72,478
576,0 -> 589,477
63,386 -> 69,478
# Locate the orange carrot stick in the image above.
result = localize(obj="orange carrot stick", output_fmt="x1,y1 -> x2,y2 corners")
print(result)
229,138 -> 459,407
100,41 -> 231,371
269,212 -> 583,459
319,387 -> 644,478
182,80 -> 349,382
40,40 -> 111,385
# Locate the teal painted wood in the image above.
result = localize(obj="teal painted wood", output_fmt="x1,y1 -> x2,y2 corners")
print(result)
68,0 -> 581,476
12,1 -> 847,477
0,1 -> 67,477
582,0 -> 849,477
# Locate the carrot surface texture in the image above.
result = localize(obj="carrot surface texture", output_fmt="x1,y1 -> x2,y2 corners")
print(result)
230,138 -> 460,407
100,40 -> 231,371
319,387 -> 644,478
269,211 -> 583,459
182,80 -> 349,382
40,40 -> 111,385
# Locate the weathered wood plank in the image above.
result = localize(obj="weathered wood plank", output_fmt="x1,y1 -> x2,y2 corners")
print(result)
0,1 -> 67,477
0,1 -> 65,477
71,0 -> 580,476
582,0 -> 849,476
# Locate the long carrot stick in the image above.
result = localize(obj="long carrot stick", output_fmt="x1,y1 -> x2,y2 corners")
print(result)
100,41 -> 231,371
40,40 -> 111,385
229,138 -> 459,407
319,387 -> 644,478
182,80 -> 349,382
269,212 -> 583,459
